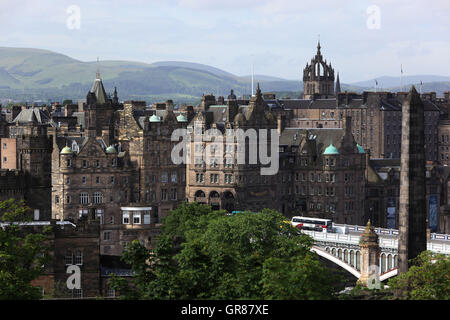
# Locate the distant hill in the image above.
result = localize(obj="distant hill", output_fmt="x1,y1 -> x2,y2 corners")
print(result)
0,47 -> 449,104
0,47 -> 304,103
152,61 -> 237,79
351,75 -> 450,89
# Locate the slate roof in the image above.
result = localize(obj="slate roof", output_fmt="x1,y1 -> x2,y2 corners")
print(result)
12,108 -> 52,125
279,127 -> 344,154
90,77 -> 108,104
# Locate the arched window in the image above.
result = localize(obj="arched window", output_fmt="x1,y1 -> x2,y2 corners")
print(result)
209,191 -> 220,199
349,250 -> 354,267
356,251 -> 361,271
387,254 -> 392,271
195,190 -> 205,198
380,254 -> 386,273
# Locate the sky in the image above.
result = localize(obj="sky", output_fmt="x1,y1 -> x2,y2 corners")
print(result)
0,0 -> 449,83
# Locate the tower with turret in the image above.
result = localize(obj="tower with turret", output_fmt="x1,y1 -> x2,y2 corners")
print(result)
302,41 -> 336,99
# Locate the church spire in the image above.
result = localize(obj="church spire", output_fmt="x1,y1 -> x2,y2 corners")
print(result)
335,72 -> 341,94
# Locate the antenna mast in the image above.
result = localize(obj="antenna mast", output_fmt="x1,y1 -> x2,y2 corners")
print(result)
251,55 -> 254,97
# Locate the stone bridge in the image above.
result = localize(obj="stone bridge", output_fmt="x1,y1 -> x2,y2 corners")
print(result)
301,223 -> 450,283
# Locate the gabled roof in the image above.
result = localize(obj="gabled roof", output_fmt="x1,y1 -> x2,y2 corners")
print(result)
12,108 -> 52,125
90,76 -> 108,104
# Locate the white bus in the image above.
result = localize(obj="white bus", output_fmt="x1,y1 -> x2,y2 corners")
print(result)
291,216 -> 333,233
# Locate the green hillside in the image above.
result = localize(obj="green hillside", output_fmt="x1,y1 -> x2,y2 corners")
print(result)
0,47 -> 449,104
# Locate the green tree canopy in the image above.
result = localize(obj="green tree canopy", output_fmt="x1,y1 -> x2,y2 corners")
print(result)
111,202 -> 336,299
388,251 -> 450,300
0,199 -> 51,300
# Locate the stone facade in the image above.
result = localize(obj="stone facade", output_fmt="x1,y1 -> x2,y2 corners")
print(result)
266,91 -> 440,161
185,84 -> 278,213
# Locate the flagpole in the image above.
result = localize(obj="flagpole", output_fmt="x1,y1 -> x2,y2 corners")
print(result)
251,55 -> 254,97
400,64 -> 403,92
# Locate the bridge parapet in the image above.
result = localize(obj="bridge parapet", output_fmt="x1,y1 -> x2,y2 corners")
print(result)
303,227 -> 450,282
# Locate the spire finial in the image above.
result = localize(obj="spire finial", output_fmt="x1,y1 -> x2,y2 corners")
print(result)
317,35 -> 321,53
96,57 -> 100,79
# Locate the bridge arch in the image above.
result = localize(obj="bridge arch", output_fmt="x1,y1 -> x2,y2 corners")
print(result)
311,246 -> 361,278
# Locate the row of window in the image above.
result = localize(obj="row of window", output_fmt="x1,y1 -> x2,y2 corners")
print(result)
55,192 -> 104,205
65,158 -> 117,168
195,173 -> 234,184
307,202 -> 337,212
122,211 -> 152,225
65,250 -> 83,265
65,176 -> 116,185
295,185 -> 336,196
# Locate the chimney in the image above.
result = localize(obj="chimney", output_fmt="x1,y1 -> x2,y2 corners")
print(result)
277,114 -> 284,134
201,94 -> 216,111
12,106 -> 21,120
166,100 -> 174,111
343,116 -> 352,136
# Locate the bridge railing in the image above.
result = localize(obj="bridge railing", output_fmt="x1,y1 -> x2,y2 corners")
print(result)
427,242 -> 450,254
303,230 -> 450,254
302,230 -> 360,245
334,224 -> 450,242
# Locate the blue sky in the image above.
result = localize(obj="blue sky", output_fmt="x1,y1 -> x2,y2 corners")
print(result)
1,0 -> 449,82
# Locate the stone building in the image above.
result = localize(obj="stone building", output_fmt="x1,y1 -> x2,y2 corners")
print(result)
16,219 -> 102,299
185,84 -> 278,213
115,99 -> 188,219
278,117 -> 367,224
4,107 -> 54,220
266,90 -> 440,161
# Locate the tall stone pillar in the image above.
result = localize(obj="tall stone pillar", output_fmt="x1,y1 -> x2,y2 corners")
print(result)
398,86 -> 427,274
358,220 -> 380,287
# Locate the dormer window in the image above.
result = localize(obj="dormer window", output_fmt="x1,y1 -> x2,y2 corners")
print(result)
71,141 -> 79,153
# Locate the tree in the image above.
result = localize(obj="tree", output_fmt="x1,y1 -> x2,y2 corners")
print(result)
110,203 -> 336,299
387,251 -> 450,300
0,199 -> 51,300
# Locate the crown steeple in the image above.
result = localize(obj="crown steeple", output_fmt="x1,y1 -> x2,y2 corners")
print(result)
302,41 -> 335,100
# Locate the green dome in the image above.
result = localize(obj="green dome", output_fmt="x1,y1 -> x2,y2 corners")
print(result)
60,146 -> 73,155
356,144 -> 365,154
149,114 -> 161,122
106,145 -> 117,154
323,143 -> 339,155
176,114 -> 188,122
